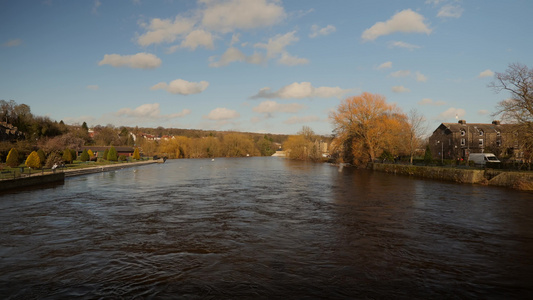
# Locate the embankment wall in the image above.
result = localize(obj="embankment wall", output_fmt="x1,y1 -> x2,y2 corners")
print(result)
0,173 -> 65,192
371,163 -> 533,191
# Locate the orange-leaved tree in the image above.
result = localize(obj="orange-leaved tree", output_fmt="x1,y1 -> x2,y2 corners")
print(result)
330,92 -> 409,165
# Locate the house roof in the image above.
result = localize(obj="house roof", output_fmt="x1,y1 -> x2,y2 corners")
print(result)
435,120 -> 513,135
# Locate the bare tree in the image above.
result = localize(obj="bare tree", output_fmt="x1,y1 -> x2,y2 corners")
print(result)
490,63 -> 533,165
406,108 -> 428,164
490,63 -> 533,125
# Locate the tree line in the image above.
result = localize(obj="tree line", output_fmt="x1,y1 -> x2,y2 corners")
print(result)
2,62 -> 530,168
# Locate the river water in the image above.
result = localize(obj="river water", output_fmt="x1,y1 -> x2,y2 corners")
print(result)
1,157 -> 532,299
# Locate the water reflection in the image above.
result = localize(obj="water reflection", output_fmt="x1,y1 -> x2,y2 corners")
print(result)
0,157 -> 532,299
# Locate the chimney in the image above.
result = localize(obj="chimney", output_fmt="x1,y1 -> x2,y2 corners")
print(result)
458,120 -> 466,125
492,120 -> 501,125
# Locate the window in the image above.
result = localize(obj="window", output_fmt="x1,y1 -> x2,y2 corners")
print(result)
461,129 -> 465,136
461,138 -> 465,146
479,139 -> 484,147
496,140 -> 501,147
496,131 -> 500,136
479,130 -> 484,136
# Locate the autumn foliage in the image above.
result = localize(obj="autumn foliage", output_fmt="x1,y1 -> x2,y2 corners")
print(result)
330,92 -> 410,165
6,148 -> 20,167
25,151 -> 41,169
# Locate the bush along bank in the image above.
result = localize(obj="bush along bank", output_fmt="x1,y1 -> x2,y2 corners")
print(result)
371,163 -> 533,191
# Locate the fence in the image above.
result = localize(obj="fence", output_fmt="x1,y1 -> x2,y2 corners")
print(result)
0,166 -> 65,180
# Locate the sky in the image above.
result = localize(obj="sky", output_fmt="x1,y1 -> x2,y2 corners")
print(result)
1,0 -> 532,136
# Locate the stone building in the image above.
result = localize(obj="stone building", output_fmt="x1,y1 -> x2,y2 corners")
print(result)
428,120 -> 521,161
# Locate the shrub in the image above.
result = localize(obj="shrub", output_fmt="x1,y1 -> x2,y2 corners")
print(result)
70,149 -> 77,161
103,149 -> 109,160
63,148 -> 73,164
423,145 -> 433,165
37,149 -> 46,164
45,152 -> 63,168
132,148 -> 140,160
6,148 -> 19,167
25,151 -> 41,169
107,146 -> 118,161
80,149 -> 90,162
118,154 -> 127,161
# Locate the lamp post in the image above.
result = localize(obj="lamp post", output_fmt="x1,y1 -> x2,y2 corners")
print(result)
437,140 -> 443,164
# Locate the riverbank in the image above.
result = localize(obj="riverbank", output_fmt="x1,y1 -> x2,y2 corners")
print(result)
62,159 -> 159,177
371,163 -> 533,191
0,159 -> 161,192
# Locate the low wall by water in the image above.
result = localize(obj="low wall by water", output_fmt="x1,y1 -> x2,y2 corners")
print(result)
0,173 -> 65,192
371,163 -> 533,191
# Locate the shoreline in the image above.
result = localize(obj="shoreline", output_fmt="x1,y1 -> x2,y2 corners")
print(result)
63,159 -> 159,177
370,163 -> 533,191
0,160 -> 161,192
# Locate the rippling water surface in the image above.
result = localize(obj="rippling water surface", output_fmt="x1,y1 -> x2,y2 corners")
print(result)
1,157 -> 532,299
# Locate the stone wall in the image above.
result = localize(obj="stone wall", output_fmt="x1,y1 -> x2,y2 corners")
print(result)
371,163 -> 533,191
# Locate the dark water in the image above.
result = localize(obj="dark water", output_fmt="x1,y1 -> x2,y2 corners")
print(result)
1,157 -> 532,299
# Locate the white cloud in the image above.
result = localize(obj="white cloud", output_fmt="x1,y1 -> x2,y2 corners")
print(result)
392,85 -> 410,93
137,16 -> 195,46
418,98 -> 446,106
201,0 -> 286,33
252,101 -> 305,115
362,9 -> 431,41
210,31 -> 306,67
150,79 -> 209,95
209,47 -> 246,67
254,31 -> 299,59
416,71 -> 428,82
478,69 -> 494,78
389,41 -> 421,50
478,109 -> 489,116
116,103 -> 191,120
390,70 -> 411,77
86,85 -> 99,90
208,47 -> 267,67
98,53 -> 162,69
377,61 -> 393,69
278,52 -> 309,66
246,52 -> 267,65
437,5 -> 464,18
251,82 -> 352,99
2,39 -> 22,47
309,24 -> 336,38
436,107 -> 466,121
283,115 -> 320,125
204,107 -> 240,120
180,29 -> 215,50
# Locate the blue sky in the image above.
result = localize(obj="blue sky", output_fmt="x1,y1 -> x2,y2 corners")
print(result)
1,0 -> 532,135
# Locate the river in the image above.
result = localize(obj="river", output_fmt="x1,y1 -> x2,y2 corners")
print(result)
1,157 -> 532,299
